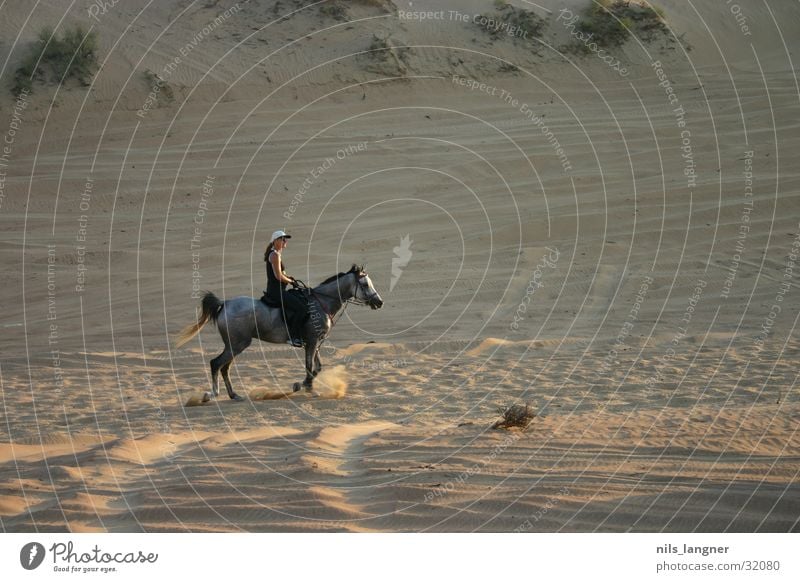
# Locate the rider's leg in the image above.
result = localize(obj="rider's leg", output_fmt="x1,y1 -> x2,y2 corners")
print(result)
285,291 -> 308,339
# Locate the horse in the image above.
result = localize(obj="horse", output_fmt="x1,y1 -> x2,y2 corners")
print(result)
176,264 -> 383,401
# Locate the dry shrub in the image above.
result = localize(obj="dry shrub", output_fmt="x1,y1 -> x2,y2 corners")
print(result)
492,403 -> 536,429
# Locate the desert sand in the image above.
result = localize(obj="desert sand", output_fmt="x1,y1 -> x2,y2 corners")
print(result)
0,0 -> 798,532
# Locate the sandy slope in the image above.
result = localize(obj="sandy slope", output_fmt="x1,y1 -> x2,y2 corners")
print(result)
0,0 -> 798,531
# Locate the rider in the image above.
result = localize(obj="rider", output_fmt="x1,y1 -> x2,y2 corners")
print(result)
263,230 -> 307,347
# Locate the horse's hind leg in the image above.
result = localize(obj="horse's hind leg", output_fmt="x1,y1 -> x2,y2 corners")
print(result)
209,347 -> 233,399
220,338 -> 251,401
220,361 -> 241,401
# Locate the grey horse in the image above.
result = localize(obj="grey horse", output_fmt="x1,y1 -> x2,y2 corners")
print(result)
176,264 -> 383,401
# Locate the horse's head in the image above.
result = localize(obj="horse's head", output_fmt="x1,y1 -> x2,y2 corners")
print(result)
352,265 -> 383,310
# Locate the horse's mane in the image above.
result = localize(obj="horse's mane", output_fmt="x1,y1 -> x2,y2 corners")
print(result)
319,264 -> 363,286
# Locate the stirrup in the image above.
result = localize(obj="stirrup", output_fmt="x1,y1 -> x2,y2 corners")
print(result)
287,338 -> 303,348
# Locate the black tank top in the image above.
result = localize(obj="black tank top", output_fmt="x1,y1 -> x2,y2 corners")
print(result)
266,251 -> 287,300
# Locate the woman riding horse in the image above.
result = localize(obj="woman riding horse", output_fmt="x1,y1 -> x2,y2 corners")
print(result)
262,230 -> 307,347
177,262 -> 384,400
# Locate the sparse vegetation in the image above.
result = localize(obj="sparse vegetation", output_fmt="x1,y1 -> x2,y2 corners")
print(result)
351,0 -> 397,11
13,25 -> 99,96
365,34 -> 409,63
319,2 -> 348,21
367,34 -> 391,61
475,4 -> 546,41
143,69 -> 175,104
358,32 -> 411,77
318,0 -> 396,20
498,61 -> 520,73
575,1 -> 668,48
492,403 -> 536,430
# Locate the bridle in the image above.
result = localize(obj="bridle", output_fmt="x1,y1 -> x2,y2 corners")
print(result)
295,272 -> 372,329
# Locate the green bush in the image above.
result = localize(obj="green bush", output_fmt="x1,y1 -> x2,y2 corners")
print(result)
13,25 -> 99,96
576,1 -> 668,48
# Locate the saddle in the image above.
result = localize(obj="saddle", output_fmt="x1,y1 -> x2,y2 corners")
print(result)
260,293 -> 281,309
260,288 -> 311,318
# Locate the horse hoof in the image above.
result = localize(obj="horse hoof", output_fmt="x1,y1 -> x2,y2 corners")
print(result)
292,382 -> 302,393
231,394 -> 244,402
202,392 -> 213,403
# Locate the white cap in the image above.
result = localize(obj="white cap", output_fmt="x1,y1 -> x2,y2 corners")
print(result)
270,230 -> 292,243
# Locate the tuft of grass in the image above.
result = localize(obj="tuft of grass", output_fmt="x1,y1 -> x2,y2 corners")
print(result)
359,33 -> 410,75
367,34 -> 391,61
498,61 -> 520,73
651,4 -> 666,20
492,403 -> 536,430
143,69 -> 175,104
13,24 -> 99,96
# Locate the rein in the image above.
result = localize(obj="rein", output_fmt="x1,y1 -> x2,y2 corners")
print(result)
294,276 -> 364,330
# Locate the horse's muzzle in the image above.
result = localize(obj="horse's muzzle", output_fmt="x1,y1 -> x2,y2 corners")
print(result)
370,298 -> 384,309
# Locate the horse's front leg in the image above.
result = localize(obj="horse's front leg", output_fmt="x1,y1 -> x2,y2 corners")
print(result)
302,342 -> 316,390
312,348 -> 322,378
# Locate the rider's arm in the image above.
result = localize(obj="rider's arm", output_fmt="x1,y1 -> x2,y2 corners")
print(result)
269,251 -> 294,285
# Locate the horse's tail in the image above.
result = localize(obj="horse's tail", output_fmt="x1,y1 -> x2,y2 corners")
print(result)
176,292 -> 224,347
